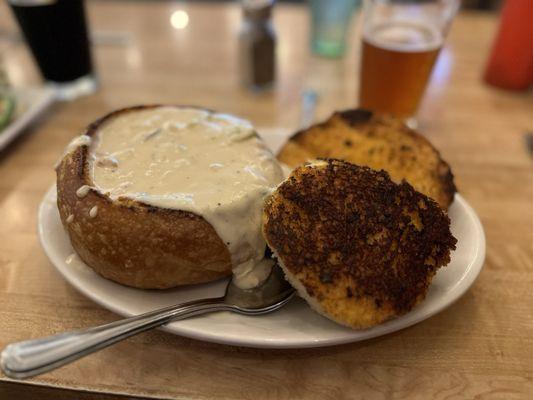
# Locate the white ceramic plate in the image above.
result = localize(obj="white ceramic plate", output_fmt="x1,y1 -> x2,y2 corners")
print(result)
37,129 -> 486,348
0,87 -> 56,152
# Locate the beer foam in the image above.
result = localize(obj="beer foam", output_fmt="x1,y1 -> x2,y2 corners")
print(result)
364,21 -> 443,53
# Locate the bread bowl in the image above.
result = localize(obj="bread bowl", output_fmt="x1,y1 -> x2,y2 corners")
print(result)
56,105 -> 285,289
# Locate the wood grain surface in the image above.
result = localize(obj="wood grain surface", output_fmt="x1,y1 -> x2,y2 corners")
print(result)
0,1 -> 532,399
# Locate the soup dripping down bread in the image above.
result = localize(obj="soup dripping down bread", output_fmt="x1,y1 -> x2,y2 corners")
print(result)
56,105 -> 285,289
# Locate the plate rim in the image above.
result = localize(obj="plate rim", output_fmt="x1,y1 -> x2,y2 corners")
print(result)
38,185 -> 486,349
0,86 -> 56,152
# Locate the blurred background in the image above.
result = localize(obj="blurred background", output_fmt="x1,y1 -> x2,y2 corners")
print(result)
0,0 -> 528,138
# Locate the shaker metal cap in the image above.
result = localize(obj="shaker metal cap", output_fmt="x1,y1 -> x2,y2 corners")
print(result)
242,0 -> 274,20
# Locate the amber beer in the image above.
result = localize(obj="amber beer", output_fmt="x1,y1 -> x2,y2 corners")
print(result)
359,22 -> 442,118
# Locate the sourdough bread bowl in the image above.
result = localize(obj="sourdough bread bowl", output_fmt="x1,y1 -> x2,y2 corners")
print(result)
56,105 -> 284,289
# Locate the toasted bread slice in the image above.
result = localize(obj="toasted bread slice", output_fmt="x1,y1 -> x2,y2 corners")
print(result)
263,159 -> 456,329
277,109 -> 456,209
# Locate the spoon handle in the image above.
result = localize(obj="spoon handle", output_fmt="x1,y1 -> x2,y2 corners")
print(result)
0,297 -> 228,379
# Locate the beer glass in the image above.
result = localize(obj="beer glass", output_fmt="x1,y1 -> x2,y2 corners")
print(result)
9,0 -> 96,101
358,0 -> 459,122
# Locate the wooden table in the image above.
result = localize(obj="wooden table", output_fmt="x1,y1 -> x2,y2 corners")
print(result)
1,1 -> 532,398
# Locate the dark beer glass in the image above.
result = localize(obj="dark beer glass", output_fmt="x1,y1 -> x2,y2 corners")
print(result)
9,0 -> 96,100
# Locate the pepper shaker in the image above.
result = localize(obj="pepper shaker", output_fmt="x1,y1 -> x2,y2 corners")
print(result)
239,0 -> 276,90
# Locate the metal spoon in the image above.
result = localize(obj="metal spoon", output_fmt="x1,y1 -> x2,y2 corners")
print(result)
0,266 -> 294,379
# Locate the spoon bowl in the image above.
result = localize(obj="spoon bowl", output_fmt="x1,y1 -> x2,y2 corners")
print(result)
225,265 -> 295,311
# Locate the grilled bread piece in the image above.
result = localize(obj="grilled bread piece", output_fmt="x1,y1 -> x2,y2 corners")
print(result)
277,109 -> 456,209
263,159 -> 457,329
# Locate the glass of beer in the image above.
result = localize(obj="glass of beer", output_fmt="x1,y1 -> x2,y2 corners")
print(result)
358,0 -> 459,123
9,0 -> 96,101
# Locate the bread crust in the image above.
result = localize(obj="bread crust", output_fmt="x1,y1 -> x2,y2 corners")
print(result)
263,159 -> 457,329
56,106 -> 232,289
277,109 -> 456,209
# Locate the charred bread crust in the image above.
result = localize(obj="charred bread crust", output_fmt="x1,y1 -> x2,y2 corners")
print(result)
263,159 -> 457,328
56,106 -> 232,289
336,109 -> 373,125
278,109 -> 457,209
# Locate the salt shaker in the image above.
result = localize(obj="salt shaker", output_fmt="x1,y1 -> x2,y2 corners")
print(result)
239,0 -> 276,90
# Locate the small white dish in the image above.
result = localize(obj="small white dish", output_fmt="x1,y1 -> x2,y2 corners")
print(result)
37,130 -> 485,348
0,87 -> 55,152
